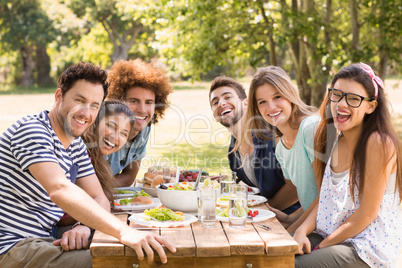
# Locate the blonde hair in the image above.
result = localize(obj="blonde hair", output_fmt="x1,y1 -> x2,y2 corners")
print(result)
235,66 -> 316,155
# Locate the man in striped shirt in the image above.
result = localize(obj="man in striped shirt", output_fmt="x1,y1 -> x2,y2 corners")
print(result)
0,62 -> 175,267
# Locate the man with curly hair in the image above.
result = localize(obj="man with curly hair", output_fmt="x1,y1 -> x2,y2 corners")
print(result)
106,59 -> 172,187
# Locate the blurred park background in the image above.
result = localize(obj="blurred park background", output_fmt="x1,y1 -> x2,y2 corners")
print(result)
0,0 -> 401,175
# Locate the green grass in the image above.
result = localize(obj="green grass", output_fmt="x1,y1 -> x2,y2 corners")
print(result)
137,143 -> 232,178
0,85 -> 56,95
172,85 -> 208,91
0,83 -> 210,95
159,143 -> 231,172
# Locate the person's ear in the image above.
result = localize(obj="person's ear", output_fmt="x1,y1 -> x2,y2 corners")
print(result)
55,88 -> 62,102
366,100 -> 378,114
243,98 -> 248,108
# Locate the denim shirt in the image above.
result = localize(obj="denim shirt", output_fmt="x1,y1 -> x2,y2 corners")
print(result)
106,125 -> 151,175
228,134 -> 300,214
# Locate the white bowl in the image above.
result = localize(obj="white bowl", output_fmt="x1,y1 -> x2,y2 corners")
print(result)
156,183 -> 198,213
139,185 -> 158,197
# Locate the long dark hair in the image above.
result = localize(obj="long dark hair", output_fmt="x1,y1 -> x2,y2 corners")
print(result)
314,64 -> 402,201
82,100 -> 135,201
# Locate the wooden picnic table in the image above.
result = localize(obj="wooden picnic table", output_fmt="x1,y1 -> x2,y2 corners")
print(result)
90,204 -> 299,268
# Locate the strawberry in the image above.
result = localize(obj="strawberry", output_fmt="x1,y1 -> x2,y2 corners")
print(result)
191,172 -> 198,180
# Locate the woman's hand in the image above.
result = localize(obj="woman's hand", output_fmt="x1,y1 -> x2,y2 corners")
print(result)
293,230 -> 311,255
265,203 -> 293,227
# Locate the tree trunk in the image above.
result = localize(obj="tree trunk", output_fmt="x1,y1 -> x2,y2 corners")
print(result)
110,42 -> 130,63
36,45 -> 53,86
20,44 -> 35,87
349,0 -> 360,62
257,0 -> 277,66
377,3 -> 387,81
302,0 -> 329,106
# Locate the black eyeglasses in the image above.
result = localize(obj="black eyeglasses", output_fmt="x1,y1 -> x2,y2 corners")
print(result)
328,88 -> 373,108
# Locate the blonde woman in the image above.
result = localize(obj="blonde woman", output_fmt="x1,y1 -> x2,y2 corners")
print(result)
235,66 -> 320,232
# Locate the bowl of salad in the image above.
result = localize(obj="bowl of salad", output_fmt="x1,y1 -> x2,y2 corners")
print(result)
156,182 -> 198,213
156,179 -> 220,213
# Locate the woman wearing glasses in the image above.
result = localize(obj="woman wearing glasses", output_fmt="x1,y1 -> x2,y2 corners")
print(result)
234,66 -> 320,232
294,63 -> 402,267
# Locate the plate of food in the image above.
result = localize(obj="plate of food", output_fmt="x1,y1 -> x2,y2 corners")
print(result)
219,194 -> 268,207
114,191 -> 161,211
128,208 -> 198,227
248,186 -> 260,194
216,208 -> 275,222
247,194 -> 268,206
114,187 -> 142,199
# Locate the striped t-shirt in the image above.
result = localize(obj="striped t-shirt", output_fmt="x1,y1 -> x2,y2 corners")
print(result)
0,110 -> 94,255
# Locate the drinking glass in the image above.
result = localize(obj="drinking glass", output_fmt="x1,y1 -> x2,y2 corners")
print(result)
219,172 -> 236,205
197,187 -> 217,228
228,184 -> 248,228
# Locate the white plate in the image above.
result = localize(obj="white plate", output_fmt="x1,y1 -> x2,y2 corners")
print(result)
247,194 -> 268,206
128,213 -> 197,227
114,198 -> 161,211
114,187 -> 142,199
219,194 -> 268,207
248,187 -> 260,194
216,209 -> 275,222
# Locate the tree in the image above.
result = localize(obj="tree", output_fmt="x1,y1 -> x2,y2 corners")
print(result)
66,0 -> 161,63
0,0 -> 56,86
159,0 -> 272,79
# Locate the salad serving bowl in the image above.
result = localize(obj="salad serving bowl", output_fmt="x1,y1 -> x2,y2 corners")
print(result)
156,182 -> 198,213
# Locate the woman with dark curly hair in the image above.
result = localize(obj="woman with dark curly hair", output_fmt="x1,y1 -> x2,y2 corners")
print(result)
106,59 -> 172,187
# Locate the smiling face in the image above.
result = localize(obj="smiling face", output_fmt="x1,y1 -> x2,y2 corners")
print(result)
330,79 -> 377,134
54,80 -> 104,139
255,83 -> 292,128
125,87 -> 155,134
97,113 -> 131,156
210,86 -> 247,128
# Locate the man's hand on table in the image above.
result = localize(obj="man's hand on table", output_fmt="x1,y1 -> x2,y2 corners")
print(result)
53,225 -> 92,251
119,227 -> 176,264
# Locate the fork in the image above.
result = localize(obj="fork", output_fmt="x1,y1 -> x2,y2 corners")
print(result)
247,215 -> 271,231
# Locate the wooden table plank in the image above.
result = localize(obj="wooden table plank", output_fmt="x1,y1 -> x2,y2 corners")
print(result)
92,254 -> 295,268
191,221 -> 231,257
90,214 -> 128,256
221,221 -> 265,256
254,218 -> 299,256
160,224 -> 196,258
125,220 -> 160,257
91,206 -> 298,268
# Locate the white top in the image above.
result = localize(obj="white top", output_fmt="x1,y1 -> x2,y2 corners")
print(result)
240,152 -> 258,187
316,159 -> 402,267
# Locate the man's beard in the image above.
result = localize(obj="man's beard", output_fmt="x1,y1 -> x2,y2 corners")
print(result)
218,109 -> 243,128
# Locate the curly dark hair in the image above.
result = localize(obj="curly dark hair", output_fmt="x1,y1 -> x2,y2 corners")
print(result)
106,59 -> 172,124
57,62 -> 108,100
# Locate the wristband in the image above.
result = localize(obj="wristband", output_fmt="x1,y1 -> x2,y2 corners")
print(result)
313,243 -> 320,251
72,221 -> 94,233
71,221 -> 83,229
